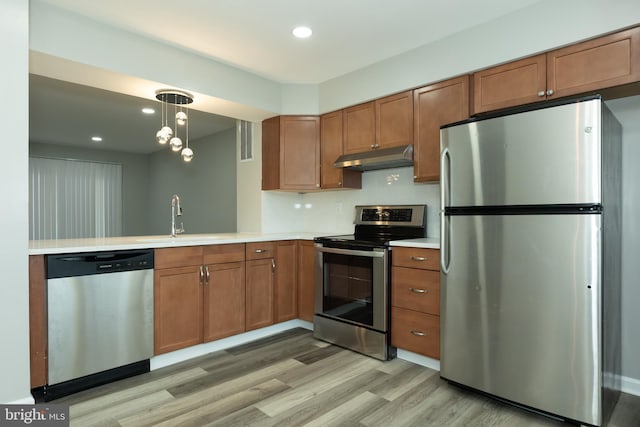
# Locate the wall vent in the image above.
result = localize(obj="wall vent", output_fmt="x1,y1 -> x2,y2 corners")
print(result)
238,120 -> 253,161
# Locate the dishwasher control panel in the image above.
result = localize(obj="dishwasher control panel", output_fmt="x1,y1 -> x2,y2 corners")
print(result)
47,249 -> 154,278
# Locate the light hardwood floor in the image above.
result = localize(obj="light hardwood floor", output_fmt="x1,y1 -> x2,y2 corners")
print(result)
55,328 -> 640,426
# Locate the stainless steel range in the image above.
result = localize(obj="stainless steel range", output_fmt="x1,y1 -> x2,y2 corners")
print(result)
314,205 -> 426,360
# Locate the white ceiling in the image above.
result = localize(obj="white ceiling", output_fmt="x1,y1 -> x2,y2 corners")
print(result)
37,0 -> 544,84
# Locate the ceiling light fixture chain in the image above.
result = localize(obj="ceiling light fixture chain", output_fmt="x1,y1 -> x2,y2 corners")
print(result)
155,89 -> 194,162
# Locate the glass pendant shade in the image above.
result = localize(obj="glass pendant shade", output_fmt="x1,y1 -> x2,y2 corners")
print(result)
176,111 -> 188,126
156,130 -> 169,145
170,137 -> 183,152
181,147 -> 194,162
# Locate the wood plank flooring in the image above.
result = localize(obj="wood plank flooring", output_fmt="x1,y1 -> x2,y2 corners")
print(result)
55,328 -> 640,426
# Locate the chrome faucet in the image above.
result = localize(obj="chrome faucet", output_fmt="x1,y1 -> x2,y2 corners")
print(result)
171,194 -> 185,237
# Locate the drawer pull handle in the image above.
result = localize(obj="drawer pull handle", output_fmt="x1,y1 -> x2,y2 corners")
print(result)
411,330 -> 427,337
255,249 -> 267,253
410,287 -> 427,294
411,256 -> 426,261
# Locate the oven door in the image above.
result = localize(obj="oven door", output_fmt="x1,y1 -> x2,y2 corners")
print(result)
314,244 -> 388,332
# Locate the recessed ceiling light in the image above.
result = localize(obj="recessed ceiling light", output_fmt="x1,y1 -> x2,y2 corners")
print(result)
142,107 -> 155,114
91,136 -> 103,142
292,26 -> 312,38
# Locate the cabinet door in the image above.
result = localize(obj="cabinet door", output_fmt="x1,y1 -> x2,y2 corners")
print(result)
274,241 -> 297,323
29,255 -> 47,388
376,90 -> 413,149
391,307 -> 440,359
343,101 -> 375,154
203,262 -> 246,342
413,76 -> 469,182
320,111 -> 362,189
472,54 -> 547,114
154,266 -> 203,354
297,240 -> 315,322
547,27 -> 640,99
262,116 -> 280,191
245,259 -> 274,331
280,116 -> 320,190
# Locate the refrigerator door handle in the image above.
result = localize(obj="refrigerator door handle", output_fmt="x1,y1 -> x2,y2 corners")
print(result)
440,147 -> 451,210
441,146 -> 451,274
441,212 -> 451,274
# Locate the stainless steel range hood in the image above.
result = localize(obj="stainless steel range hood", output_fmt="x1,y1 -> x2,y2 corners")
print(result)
333,144 -> 414,171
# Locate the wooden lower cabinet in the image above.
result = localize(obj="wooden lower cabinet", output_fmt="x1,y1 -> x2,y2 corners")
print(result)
297,240 -> 315,322
274,241 -> 297,323
391,307 -> 440,359
203,261 -> 245,342
391,246 -> 441,359
246,258 -> 274,331
154,265 -> 203,354
29,255 -> 47,388
154,244 -> 246,355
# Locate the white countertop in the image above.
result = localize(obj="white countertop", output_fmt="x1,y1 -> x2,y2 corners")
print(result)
389,237 -> 440,249
29,232 -> 326,255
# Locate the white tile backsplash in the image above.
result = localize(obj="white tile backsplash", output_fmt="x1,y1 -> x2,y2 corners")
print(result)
261,167 -> 441,237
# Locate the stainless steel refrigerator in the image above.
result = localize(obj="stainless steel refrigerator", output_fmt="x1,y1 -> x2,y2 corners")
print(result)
439,96 -> 621,427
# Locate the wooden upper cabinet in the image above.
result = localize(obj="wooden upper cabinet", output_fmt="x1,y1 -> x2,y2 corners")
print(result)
343,101 -> 376,154
473,26 -> 640,114
413,76 -> 469,182
320,110 -> 361,189
547,26 -> 640,99
376,90 -> 413,149
472,54 -> 547,114
262,116 -> 320,191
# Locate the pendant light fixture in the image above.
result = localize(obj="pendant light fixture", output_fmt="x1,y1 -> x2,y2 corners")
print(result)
155,89 -> 194,162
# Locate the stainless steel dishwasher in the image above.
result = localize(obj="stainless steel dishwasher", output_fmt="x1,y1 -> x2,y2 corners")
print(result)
45,249 -> 154,400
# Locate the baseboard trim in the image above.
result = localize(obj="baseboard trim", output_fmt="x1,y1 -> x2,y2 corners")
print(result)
620,374 -> 640,397
150,320 -> 313,371
8,396 -> 36,404
396,349 -> 441,371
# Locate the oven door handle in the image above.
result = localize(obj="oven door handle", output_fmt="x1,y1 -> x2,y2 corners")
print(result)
316,246 -> 386,258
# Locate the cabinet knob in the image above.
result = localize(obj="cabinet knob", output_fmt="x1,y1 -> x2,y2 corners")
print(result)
316,183 -> 320,188
537,91 -> 545,97
338,181 -> 342,187
410,330 -> 427,337
546,89 -> 554,96
370,144 -> 376,149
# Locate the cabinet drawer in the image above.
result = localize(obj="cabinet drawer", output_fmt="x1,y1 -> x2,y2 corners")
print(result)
391,307 -> 440,359
392,247 -> 439,270
391,267 -> 439,315
155,246 -> 203,269
246,241 -> 276,260
203,243 -> 245,264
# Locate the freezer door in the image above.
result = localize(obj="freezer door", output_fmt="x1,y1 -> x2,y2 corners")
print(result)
440,213 -> 602,425
440,99 -> 601,207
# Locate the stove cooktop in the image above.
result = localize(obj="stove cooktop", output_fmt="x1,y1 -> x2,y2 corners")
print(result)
315,204 -> 427,248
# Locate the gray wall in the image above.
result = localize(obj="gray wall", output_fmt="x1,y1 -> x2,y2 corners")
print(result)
148,127 -> 237,235
29,142 -> 153,236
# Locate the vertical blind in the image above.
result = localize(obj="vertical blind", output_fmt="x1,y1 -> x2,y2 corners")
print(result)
29,157 -> 123,240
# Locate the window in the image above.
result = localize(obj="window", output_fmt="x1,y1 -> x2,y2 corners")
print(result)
29,157 -> 123,239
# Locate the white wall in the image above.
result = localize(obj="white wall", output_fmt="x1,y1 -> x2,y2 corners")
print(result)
0,0 -> 30,403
